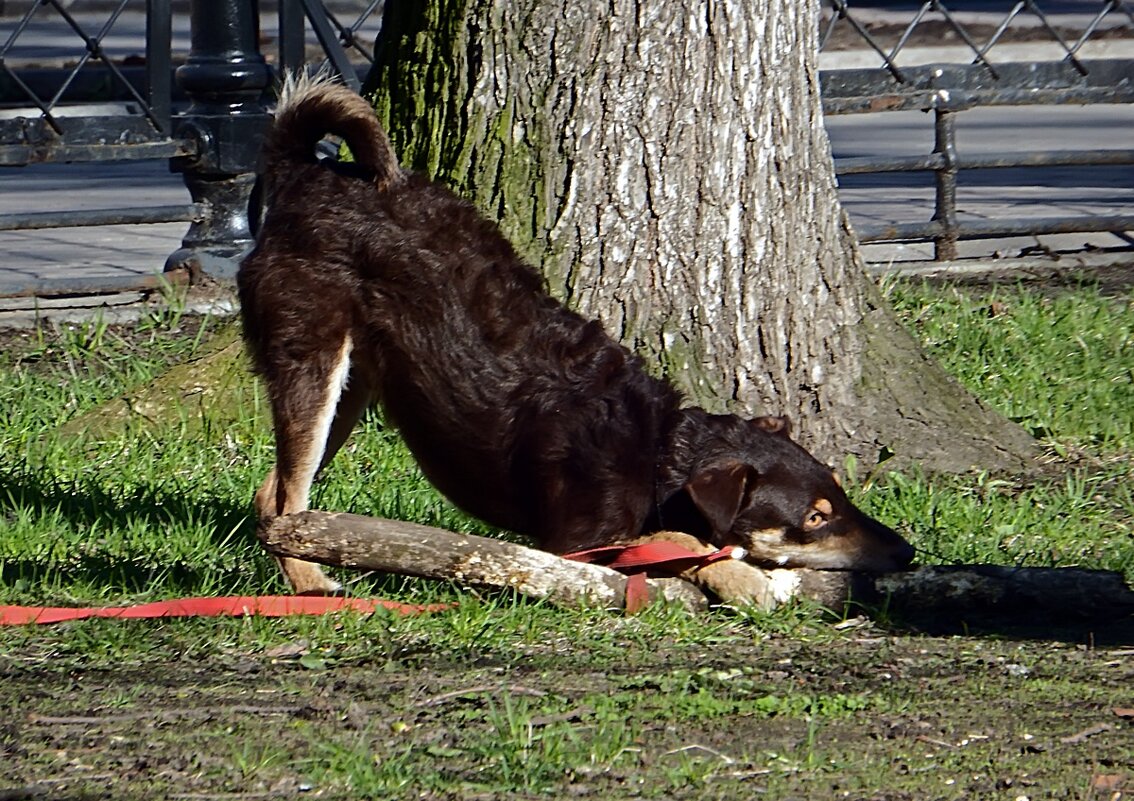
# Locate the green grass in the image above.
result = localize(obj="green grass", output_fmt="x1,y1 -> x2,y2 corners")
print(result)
1,282 -> 1132,799
883,281 -> 1133,457
1,282 -> 1131,600
868,282 -> 1134,578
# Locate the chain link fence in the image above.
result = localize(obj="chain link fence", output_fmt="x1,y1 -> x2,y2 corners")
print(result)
819,0 -> 1134,261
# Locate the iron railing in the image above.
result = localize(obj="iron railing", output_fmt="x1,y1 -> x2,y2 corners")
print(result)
0,0 -> 193,244
819,0 -> 1134,260
0,0 -> 381,296
0,1 -> 1131,295
276,0 -> 382,91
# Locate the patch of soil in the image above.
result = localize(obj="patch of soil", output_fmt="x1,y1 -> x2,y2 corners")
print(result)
0,314 -> 217,373
2,630 -> 1131,799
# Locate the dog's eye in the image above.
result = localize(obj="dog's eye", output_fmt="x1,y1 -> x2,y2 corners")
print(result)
802,498 -> 834,531
802,509 -> 828,531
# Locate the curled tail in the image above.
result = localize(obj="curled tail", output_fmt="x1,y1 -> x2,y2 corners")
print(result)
264,71 -> 402,189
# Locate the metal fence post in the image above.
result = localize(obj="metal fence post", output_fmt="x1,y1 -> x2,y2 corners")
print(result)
931,106 -> 959,262
279,0 -> 307,76
165,0 -> 273,281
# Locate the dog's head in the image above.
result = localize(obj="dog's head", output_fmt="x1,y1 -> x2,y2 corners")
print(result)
665,414 -> 914,572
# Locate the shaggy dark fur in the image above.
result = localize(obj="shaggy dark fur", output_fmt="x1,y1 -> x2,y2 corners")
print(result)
239,75 -> 913,594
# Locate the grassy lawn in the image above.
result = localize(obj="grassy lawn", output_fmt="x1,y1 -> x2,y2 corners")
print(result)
1,282 -> 1131,799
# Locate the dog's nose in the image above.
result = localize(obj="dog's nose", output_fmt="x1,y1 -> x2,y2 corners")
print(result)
869,517 -> 916,570
893,539 -> 916,568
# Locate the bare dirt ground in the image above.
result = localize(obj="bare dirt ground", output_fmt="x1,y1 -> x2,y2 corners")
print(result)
2,619 -> 1132,800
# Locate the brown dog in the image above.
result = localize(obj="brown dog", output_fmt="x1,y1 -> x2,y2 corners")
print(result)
238,74 -> 914,598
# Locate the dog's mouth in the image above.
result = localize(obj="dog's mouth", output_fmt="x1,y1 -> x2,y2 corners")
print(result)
738,544 -> 916,573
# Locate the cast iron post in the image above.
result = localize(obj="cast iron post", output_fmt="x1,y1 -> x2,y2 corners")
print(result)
931,106 -> 959,262
166,0 -> 272,281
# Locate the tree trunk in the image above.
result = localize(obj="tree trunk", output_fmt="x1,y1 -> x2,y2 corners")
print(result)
364,0 -> 1037,473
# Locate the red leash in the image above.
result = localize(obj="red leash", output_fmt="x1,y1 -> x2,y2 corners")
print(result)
564,541 -> 742,613
0,595 -> 450,626
563,541 -> 741,573
1,542 -> 737,624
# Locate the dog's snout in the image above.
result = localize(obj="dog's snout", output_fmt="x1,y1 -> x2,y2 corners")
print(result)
867,517 -> 916,570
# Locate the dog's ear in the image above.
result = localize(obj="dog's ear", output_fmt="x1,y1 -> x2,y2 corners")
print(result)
752,415 -> 792,437
684,462 -> 758,538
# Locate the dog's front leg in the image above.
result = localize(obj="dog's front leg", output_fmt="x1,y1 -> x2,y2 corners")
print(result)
634,531 -> 779,610
254,467 -> 342,595
255,333 -> 371,596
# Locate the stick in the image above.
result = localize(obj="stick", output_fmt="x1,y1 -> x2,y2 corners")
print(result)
258,511 -> 708,612
260,511 -> 1134,624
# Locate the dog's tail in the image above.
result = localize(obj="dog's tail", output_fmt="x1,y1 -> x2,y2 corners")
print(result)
265,71 -> 402,189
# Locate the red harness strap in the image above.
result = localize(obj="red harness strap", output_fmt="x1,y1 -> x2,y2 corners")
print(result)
564,541 -> 740,573
0,595 -> 450,626
564,541 -> 741,613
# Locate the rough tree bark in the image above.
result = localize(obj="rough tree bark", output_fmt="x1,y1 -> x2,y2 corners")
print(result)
363,0 -> 1037,473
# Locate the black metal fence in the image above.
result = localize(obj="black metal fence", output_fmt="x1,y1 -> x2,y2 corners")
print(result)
0,1 -> 1131,296
820,0 -> 1134,260
0,0 -> 381,296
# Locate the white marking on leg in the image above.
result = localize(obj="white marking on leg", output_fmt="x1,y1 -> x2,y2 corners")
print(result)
288,334 -> 353,512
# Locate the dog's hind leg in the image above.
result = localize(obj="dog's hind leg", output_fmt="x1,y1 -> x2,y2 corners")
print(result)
255,333 -> 371,594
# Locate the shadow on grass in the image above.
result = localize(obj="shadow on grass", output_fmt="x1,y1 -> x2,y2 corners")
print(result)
850,564 -> 1134,646
881,605 -> 1134,647
0,466 -> 274,597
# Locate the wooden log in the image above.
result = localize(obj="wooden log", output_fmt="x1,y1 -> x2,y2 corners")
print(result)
871,564 -> 1134,624
259,511 -> 708,613
261,511 -> 1134,628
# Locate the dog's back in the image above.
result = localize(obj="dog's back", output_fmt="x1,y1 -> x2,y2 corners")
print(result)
241,77 -> 914,597
240,76 -> 679,555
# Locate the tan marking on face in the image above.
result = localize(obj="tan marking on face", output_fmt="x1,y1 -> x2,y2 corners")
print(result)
736,528 -> 791,566
802,498 -> 834,532
738,525 -> 889,570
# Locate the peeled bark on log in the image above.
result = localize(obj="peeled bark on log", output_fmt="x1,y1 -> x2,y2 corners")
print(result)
259,511 -> 708,613
260,511 -> 1134,630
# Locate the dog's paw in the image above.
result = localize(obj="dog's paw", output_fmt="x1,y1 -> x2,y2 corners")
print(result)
279,557 -> 342,595
629,530 -> 781,610
689,559 -> 778,610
